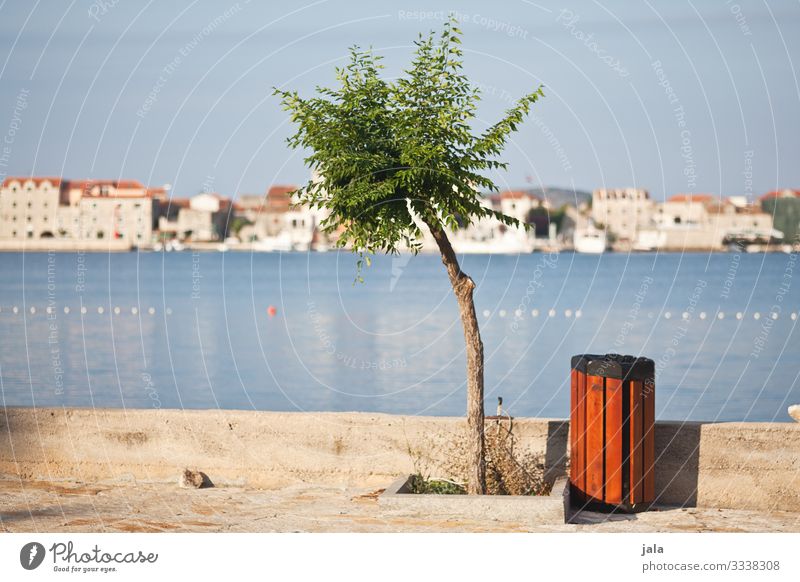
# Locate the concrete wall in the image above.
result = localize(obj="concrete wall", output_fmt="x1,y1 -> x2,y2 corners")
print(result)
660,227 -> 724,250
1,408 -> 798,511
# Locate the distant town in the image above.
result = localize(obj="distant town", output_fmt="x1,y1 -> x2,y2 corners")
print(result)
0,175 -> 798,254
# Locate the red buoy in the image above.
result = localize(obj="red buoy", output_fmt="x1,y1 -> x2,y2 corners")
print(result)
267,305 -> 277,317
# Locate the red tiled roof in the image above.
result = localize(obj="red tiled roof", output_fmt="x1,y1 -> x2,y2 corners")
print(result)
2,176 -> 62,187
75,180 -> 140,188
65,179 -> 154,199
668,194 -> 715,203
760,189 -> 800,201
266,185 -> 297,197
265,185 -> 296,212
146,187 -> 167,198
66,179 -> 146,191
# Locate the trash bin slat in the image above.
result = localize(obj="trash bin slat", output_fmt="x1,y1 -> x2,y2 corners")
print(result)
577,368 -> 587,500
570,369 -> 578,487
604,377 -> 624,505
643,376 -> 656,500
585,375 -> 605,502
630,379 -> 644,504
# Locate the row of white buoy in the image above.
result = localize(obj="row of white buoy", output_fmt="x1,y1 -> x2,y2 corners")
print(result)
1,306 -> 797,321
486,308 -> 584,319
0,306 -> 172,315
482,309 -> 798,321
660,310 -> 796,321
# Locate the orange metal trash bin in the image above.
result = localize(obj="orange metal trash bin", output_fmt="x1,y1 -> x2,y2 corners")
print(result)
570,354 -> 655,512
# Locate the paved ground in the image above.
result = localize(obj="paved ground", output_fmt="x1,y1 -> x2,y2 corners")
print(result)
1,479 -> 799,533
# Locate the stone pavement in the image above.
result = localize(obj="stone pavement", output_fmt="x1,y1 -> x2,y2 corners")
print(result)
1,479 -> 798,533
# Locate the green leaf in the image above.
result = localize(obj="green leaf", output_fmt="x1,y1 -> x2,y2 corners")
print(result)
275,22 -> 544,280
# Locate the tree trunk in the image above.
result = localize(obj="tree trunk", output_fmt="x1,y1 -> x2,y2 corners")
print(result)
426,222 -> 487,495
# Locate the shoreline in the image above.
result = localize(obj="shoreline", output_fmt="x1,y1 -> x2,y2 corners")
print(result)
0,246 -> 793,254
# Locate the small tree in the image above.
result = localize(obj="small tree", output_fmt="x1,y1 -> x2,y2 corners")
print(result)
276,19 -> 543,494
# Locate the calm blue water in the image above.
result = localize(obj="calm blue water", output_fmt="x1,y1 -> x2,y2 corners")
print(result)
0,251 -> 797,421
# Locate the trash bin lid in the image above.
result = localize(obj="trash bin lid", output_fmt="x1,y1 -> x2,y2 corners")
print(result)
571,353 -> 654,380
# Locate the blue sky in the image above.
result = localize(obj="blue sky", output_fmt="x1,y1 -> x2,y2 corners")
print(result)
0,0 -> 798,201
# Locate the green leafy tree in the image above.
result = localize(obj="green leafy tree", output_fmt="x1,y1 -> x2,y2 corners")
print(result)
227,216 -> 253,237
275,18 -> 544,494
762,196 -> 800,243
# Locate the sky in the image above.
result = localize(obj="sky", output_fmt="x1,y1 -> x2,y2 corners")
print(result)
0,0 -> 798,202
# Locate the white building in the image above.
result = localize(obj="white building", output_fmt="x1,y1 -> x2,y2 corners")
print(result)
648,194 -> 775,250
0,177 -> 62,239
655,194 -> 713,228
410,193 -> 536,254
498,190 -> 543,225
61,180 -> 156,245
0,177 -> 161,245
158,193 -> 233,242
239,183 -> 333,250
76,197 -> 154,244
244,186 -> 297,239
591,188 -> 655,243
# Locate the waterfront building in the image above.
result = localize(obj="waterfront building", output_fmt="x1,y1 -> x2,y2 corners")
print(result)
655,194 -> 715,228
1,177 -> 157,245
172,193 -> 231,241
256,185 -> 299,238
1,174 -> 787,252
236,193 -> 268,223
591,188 -> 655,245
61,180 -> 156,244
498,190 -> 543,226
653,194 -> 775,249
0,177 -> 62,239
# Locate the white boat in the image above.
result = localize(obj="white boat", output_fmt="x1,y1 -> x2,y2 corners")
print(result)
574,227 -> 607,254
251,233 -> 293,252
451,232 -> 535,254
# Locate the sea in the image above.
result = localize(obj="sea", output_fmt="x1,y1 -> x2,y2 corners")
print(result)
0,250 -> 797,422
